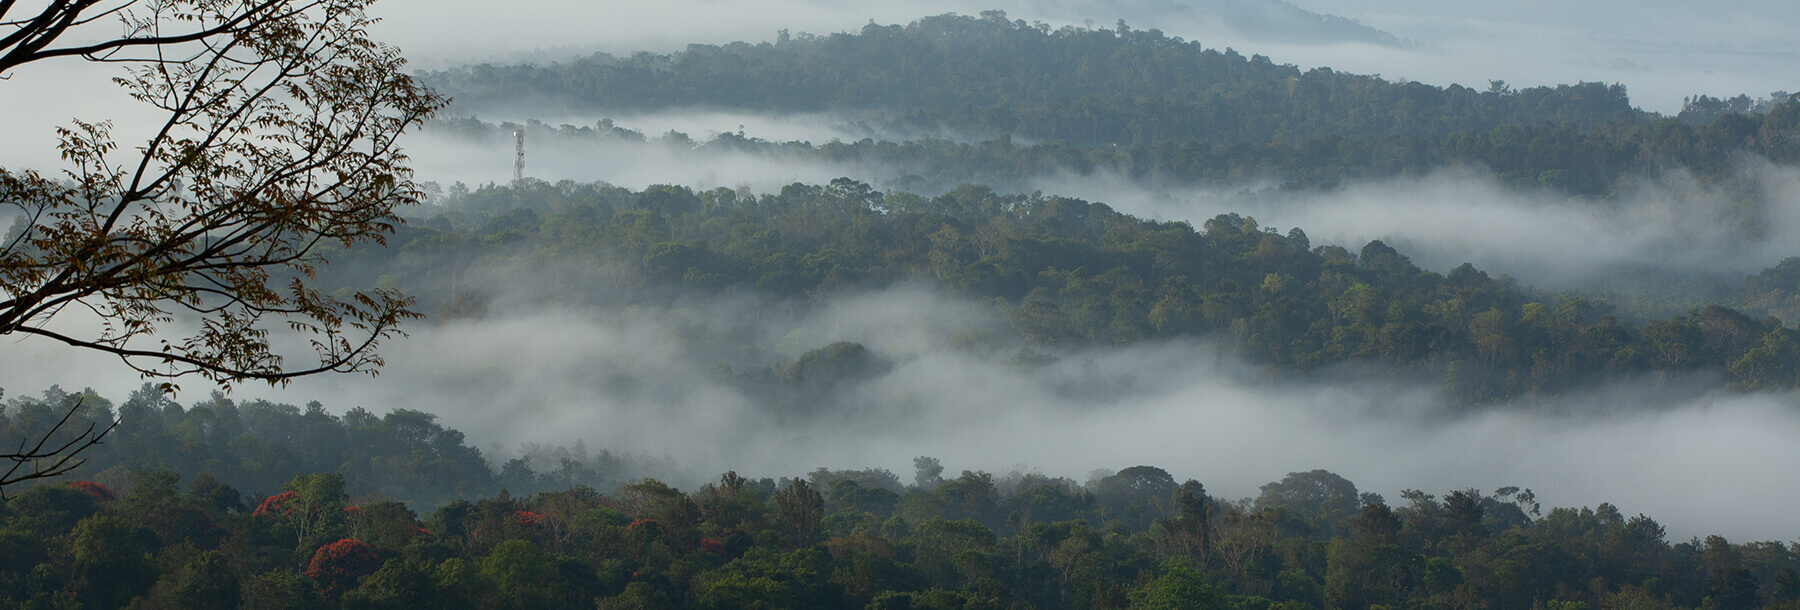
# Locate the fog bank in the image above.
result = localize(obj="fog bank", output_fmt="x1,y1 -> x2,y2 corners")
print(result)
215,284 -> 1800,542
3,282 -> 1771,539
5,275 -> 1798,540
1044,163 -> 1800,300
408,126 -> 862,193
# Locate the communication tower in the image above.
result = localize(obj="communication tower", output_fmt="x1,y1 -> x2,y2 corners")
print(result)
512,129 -> 525,182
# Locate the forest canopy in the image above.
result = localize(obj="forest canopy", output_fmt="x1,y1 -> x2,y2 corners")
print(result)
0,383 -> 1794,609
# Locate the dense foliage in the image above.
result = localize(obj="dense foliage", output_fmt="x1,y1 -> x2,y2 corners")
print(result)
341,179 -> 1800,400
2,456 -> 1797,608
0,384 -> 691,510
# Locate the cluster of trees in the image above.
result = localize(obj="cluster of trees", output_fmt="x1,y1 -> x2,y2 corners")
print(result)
0,385 -> 674,510
1680,94 -> 1798,125
425,13 -> 1646,148
356,178 -> 1800,400
4,454 -> 1798,608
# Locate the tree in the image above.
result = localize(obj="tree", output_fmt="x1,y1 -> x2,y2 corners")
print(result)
70,514 -> 161,607
283,472 -> 348,545
1127,559 -> 1220,609
775,478 -> 826,546
172,551 -> 243,610
913,456 -> 945,490
1096,465 -> 1177,530
0,0 -> 445,387
1254,469 -> 1363,536
306,538 -> 380,598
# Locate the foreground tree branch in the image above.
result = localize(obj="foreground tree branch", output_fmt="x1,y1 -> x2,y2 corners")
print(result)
0,0 -> 301,73
0,0 -> 446,390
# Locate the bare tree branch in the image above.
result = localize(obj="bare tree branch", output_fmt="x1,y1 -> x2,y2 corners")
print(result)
0,397 -> 119,499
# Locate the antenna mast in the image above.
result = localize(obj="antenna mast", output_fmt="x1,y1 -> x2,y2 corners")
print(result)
512,129 -> 525,182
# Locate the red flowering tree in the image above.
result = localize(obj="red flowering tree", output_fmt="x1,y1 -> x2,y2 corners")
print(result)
254,474 -> 346,546
305,539 -> 378,598
66,481 -> 115,502
252,491 -> 298,518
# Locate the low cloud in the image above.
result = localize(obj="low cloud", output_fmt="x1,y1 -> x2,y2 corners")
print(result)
5,266 -> 1798,540
209,281 -> 1800,543
1041,162 -> 1800,299
407,123 -> 861,192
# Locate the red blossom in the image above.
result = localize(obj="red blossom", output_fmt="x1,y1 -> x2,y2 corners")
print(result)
514,510 -> 543,527
627,518 -> 657,530
67,481 -> 115,502
305,539 -> 379,598
252,491 -> 298,518
700,538 -> 727,554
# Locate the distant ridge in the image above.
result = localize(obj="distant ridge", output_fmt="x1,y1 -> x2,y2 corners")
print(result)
425,12 -> 1633,147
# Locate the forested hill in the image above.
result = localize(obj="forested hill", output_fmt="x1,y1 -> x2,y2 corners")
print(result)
331,178 -> 1800,402
422,12 -> 1646,146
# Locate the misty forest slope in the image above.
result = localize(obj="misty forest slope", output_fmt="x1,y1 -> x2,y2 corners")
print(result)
426,12 -> 1648,147
326,179 -> 1800,403
397,11 -> 1800,404
4,384 -> 1798,609
433,101 -> 1800,198
423,13 -> 1800,197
